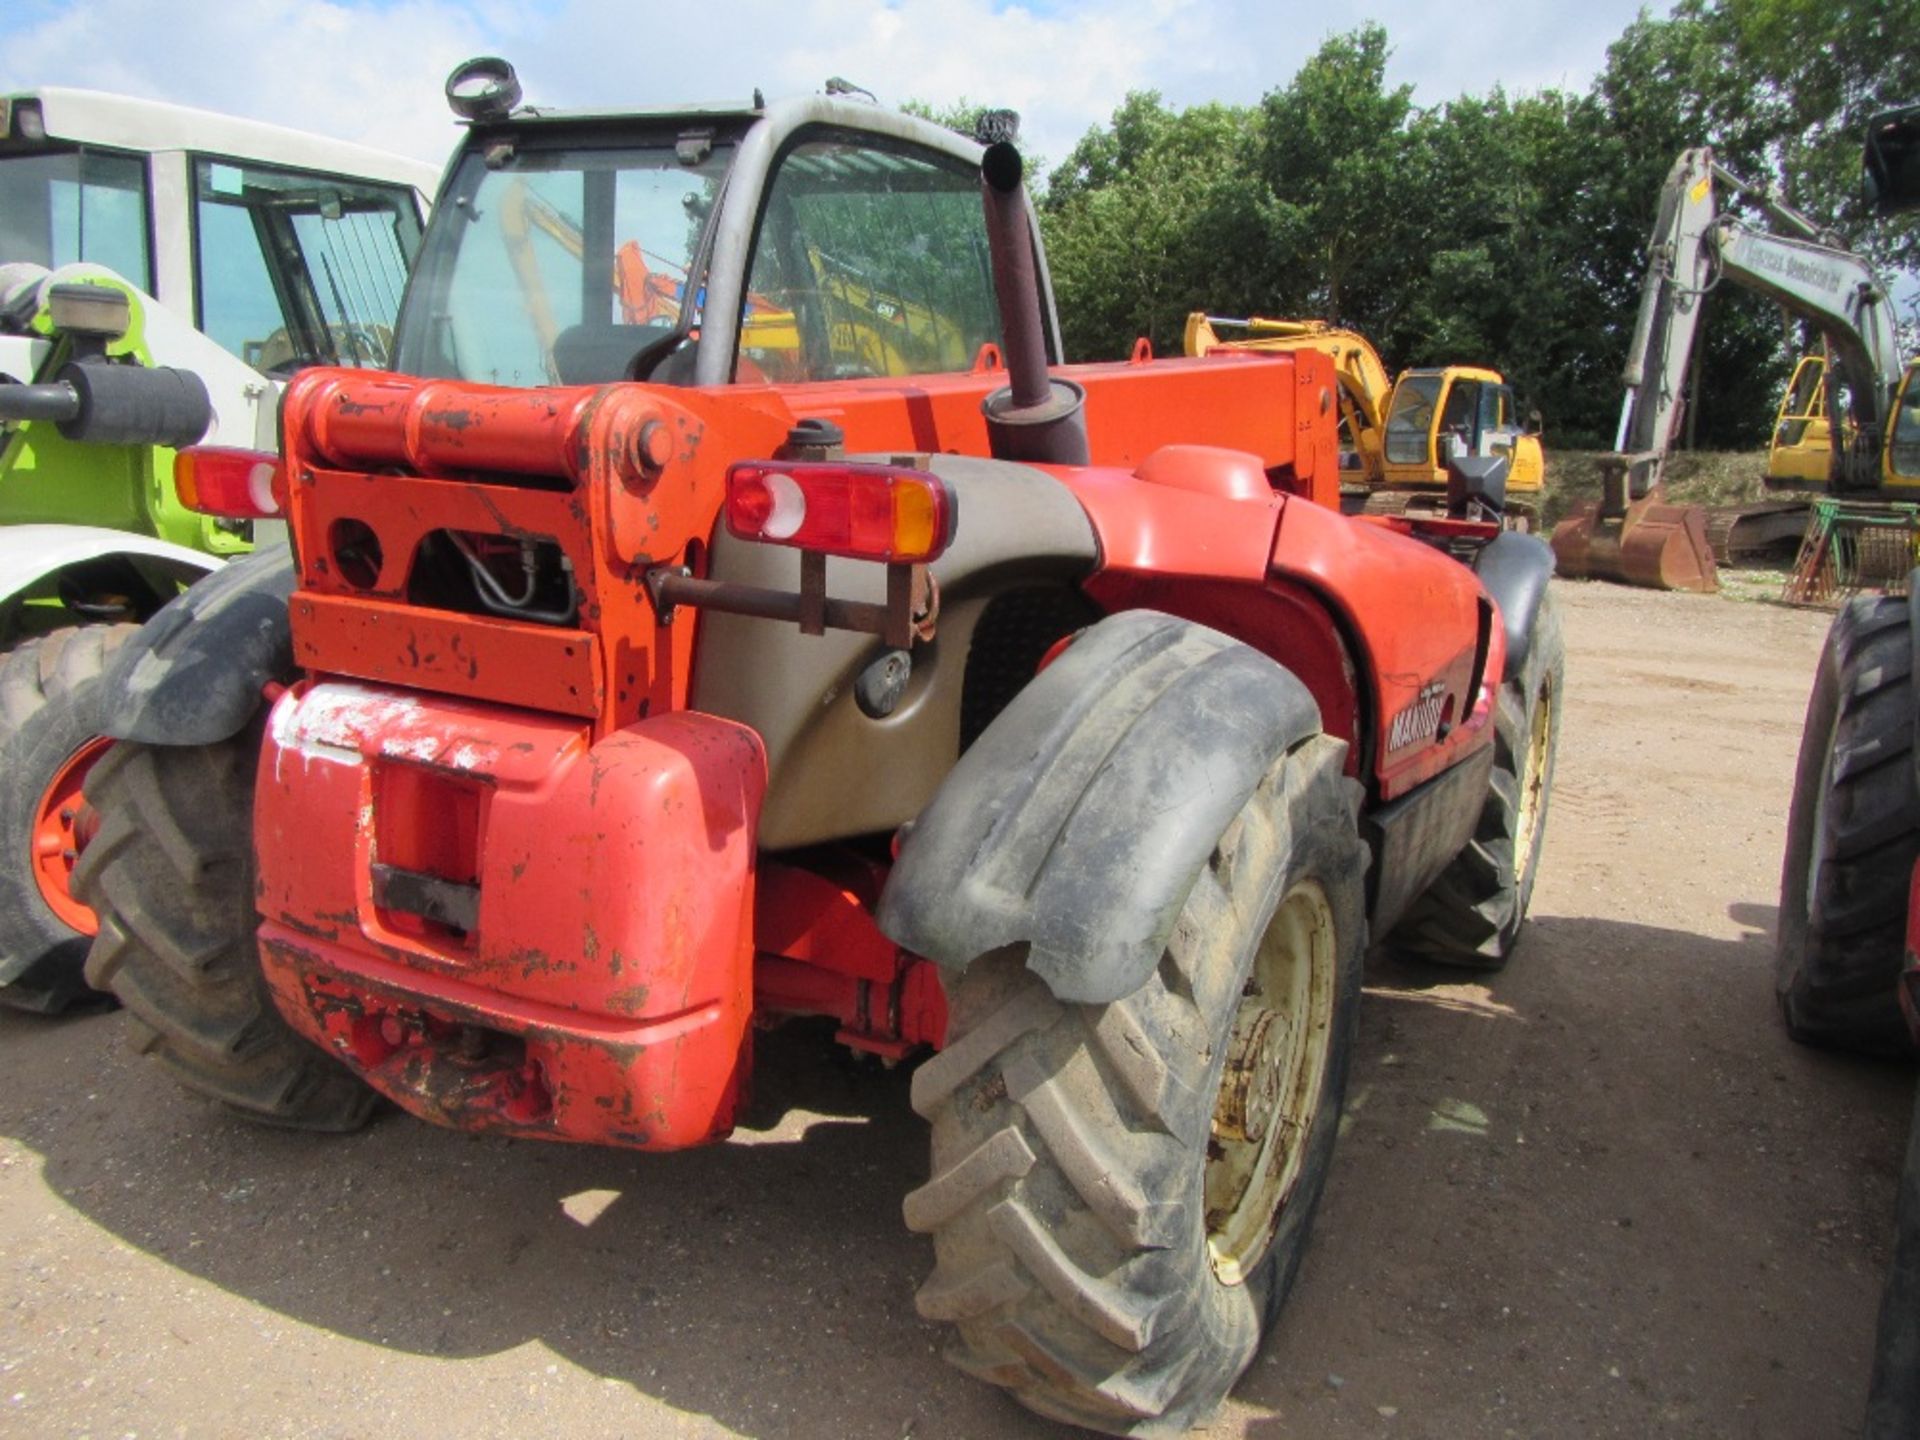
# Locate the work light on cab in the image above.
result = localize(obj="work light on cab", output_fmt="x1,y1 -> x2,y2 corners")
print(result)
174,446 -> 284,519
725,461 -> 955,564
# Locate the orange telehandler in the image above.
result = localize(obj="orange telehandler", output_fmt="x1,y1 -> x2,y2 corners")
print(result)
66,64 -> 1566,1437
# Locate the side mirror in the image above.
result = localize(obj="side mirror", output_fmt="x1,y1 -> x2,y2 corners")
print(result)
1446,452 -> 1509,522
1525,409 -> 1544,437
1864,104 -> 1920,215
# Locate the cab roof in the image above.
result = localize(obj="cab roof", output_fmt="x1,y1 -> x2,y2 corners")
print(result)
3,87 -> 440,195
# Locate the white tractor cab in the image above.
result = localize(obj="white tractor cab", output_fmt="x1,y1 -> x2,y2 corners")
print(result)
0,87 -> 438,634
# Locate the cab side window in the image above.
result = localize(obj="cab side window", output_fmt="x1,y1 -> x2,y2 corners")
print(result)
1482,384 -> 1513,434
741,137 -> 1002,383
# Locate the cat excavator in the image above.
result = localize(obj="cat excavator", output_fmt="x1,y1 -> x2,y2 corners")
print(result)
1185,313 -> 1547,524
1551,147 -> 1910,591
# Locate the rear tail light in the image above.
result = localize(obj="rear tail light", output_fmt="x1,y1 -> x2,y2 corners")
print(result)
175,446 -> 283,519
725,461 -> 956,563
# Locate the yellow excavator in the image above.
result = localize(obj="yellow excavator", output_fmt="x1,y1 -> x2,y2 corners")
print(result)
1552,147 -> 1913,591
1184,314 -> 1546,524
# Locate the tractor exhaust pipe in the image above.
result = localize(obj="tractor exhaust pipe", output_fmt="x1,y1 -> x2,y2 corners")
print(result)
978,141 -> 1088,465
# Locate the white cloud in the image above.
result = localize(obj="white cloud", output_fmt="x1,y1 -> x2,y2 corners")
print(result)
0,0 -> 1671,171
0,0 -> 485,163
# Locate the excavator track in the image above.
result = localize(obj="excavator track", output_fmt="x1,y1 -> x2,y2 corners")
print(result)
1707,501 -> 1811,565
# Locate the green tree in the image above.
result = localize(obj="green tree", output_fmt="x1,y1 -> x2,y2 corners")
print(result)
1682,0 -> 1920,270
1040,92 -> 1271,358
1254,23 -> 1417,330
924,6 -> 1917,443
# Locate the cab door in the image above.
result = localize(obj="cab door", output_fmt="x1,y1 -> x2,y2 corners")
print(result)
1435,375 -> 1481,472
1479,381 -> 1543,494
1767,353 -> 1835,489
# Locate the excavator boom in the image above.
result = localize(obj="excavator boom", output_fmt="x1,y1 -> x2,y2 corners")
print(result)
1552,145 -> 1913,593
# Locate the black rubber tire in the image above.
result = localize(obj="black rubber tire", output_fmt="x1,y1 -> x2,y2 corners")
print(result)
1390,592 -> 1565,968
1775,595 -> 1920,1055
0,624 -> 135,1013
72,730 -> 377,1130
905,734 -> 1367,1435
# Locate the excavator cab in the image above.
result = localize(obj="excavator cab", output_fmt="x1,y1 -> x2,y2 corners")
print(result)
1381,367 -> 1544,498
1889,359 -> 1920,489
1768,353 -> 1844,488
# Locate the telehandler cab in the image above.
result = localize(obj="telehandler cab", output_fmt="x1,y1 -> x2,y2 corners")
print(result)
74,66 -> 1563,1435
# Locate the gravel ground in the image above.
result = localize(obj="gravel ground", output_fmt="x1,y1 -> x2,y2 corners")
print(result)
0,577 -> 1908,1440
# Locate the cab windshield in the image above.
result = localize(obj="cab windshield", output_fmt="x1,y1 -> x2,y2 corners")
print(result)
392,135 -> 734,387
1384,373 -> 1444,465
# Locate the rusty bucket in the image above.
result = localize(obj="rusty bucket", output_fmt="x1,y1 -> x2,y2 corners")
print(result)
1550,459 -> 1718,593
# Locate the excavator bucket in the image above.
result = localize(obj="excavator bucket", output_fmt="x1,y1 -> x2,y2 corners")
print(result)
1549,459 -> 1718,593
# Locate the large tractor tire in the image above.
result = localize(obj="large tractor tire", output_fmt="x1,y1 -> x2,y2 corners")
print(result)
905,734 -> 1367,1435
1775,595 -> 1920,1055
0,624 -> 135,1013
1390,592 -> 1564,968
72,729 -> 376,1129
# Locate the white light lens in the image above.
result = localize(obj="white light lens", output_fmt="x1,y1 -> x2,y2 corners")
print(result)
761,472 -> 807,540
247,460 -> 279,516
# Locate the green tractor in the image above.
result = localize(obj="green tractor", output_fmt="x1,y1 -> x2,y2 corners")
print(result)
0,87 -> 435,1010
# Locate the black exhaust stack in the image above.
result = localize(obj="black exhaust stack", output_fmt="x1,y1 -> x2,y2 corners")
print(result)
978,141 -> 1088,465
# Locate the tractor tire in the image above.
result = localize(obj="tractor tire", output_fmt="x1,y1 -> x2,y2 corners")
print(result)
72,729 -> 376,1130
905,734 -> 1367,1436
1775,595 -> 1920,1055
1390,591 -> 1564,968
0,624 -> 135,1013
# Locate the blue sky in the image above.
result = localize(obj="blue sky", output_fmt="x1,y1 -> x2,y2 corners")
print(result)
0,0 -> 1673,168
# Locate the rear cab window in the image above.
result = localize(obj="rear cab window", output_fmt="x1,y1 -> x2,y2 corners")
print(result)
393,132 -> 734,387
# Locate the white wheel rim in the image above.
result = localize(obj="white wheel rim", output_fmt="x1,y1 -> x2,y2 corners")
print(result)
1205,879 -> 1339,1286
1513,674 -> 1554,893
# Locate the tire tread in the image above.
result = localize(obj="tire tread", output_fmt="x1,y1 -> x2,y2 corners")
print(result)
73,734 -> 376,1129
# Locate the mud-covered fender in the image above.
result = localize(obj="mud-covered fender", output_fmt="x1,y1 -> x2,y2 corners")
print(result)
94,545 -> 293,745
0,523 -> 221,609
1473,530 -> 1556,673
875,609 -> 1323,1005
